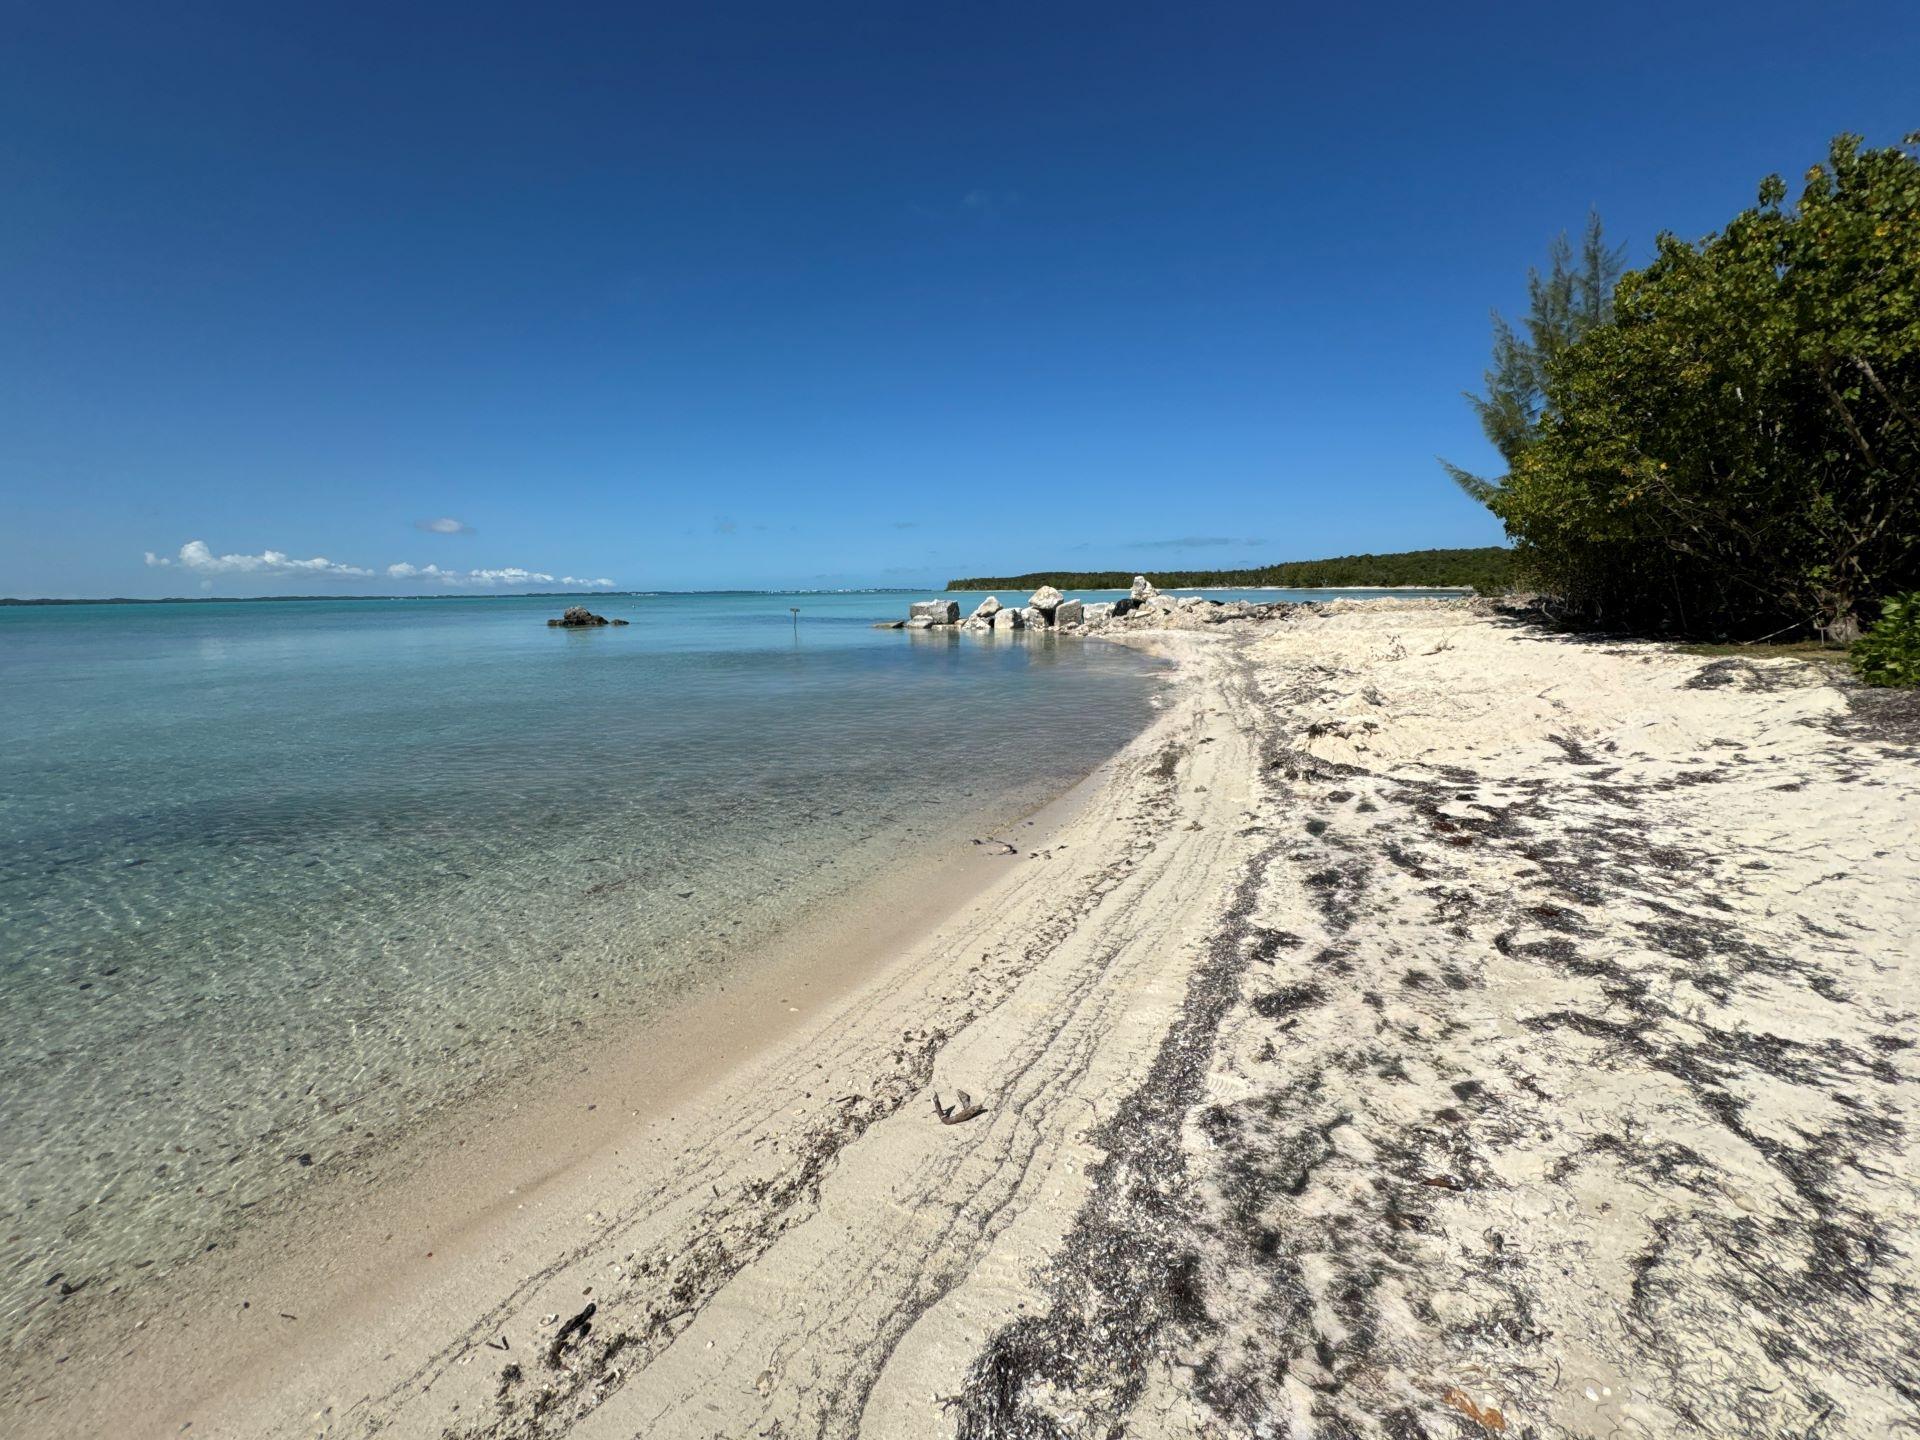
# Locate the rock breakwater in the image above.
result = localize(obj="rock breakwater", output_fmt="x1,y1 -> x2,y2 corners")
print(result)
898,576 -> 1287,637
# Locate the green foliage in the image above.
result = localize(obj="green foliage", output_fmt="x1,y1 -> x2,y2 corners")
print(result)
1487,133 -> 1920,639
1443,212 -> 1626,504
947,547 -> 1515,594
1852,592 -> 1920,687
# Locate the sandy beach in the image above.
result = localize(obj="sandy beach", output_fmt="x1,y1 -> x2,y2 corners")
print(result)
9,599 -> 1918,1440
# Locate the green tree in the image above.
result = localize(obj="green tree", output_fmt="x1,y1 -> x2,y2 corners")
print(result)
1443,212 -> 1627,503
1493,133 -> 1920,640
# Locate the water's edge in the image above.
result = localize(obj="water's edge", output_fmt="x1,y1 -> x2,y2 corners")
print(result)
7,681 -> 1168,1373
0,594 -> 1176,1340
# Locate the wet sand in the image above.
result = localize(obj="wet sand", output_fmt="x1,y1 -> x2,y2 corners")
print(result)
8,601 -> 1917,1439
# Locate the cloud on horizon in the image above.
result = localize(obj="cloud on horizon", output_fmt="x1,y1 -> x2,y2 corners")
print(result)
143,541 -> 609,589
387,562 -> 613,588
145,540 -> 374,579
415,517 -> 475,535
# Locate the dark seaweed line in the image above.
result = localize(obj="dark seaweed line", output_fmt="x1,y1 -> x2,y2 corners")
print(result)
946,635 -> 1920,1439
949,656 -> 1291,1439
419,697 -> 1196,1439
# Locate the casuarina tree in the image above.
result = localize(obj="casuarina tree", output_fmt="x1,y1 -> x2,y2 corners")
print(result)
1442,212 -> 1626,505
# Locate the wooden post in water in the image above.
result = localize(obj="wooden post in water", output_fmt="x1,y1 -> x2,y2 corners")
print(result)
789,605 -> 799,635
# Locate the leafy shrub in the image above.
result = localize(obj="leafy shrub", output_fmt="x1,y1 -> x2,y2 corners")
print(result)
1852,592 -> 1920,688
1459,133 -> 1920,640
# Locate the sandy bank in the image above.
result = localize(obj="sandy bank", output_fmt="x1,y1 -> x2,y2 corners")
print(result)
9,602 -> 1917,1439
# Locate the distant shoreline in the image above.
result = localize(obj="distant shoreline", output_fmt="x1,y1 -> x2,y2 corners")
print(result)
945,544 -> 1513,593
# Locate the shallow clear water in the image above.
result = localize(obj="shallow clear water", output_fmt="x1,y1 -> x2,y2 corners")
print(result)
0,590 -> 1183,1329
0,586 -> 1415,1328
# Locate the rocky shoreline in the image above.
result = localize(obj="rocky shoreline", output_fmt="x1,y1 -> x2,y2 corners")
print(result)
879,575 -> 1283,636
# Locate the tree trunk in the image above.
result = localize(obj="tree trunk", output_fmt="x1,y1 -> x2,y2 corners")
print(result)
1815,588 -> 1861,645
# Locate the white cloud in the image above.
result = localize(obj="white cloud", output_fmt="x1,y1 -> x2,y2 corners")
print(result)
144,541 -> 609,589
146,540 -> 374,578
387,562 -> 613,588
415,517 -> 474,535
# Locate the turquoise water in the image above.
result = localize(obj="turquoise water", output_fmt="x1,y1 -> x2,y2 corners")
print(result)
0,590 -> 1181,1332
0,585 -> 1411,1331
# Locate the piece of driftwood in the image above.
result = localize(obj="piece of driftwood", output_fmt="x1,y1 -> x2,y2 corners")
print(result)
932,1090 -> 987,1125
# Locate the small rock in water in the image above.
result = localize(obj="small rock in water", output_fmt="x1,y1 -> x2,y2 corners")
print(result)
548,606 -> 615,628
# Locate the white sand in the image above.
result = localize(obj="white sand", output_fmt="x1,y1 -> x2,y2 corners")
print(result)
9,601 -> 1916,1439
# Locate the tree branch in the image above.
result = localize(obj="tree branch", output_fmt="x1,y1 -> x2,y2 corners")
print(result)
1852,353 -> 1919,434
1820,368 -> 1881,470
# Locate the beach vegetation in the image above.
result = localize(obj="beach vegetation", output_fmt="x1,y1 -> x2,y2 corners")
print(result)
1461,133 -> 1920,641
947,546 -> 1515,594
1852,591 -> 1920,687
1442,211 -> 1626,505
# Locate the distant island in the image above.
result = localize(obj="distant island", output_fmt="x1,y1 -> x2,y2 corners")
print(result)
947,546 -> 1514,594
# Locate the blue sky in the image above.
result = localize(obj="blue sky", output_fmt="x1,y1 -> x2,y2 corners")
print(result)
3,2 -> 1916,596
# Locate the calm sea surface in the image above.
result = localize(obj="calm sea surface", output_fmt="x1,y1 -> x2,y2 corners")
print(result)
0,586 -> 1403,1330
